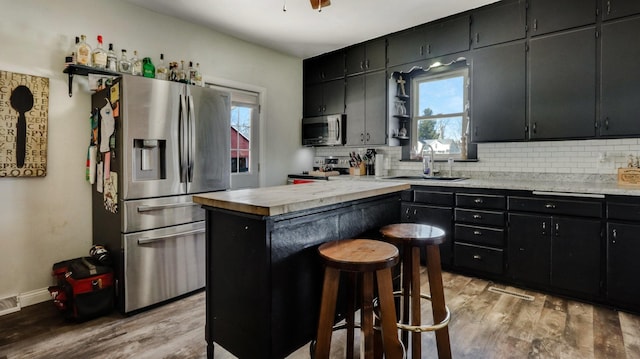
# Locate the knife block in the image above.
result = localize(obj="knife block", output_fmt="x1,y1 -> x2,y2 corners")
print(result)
350,163 -> 366,176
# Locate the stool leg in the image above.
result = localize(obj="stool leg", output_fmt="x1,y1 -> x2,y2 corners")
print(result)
315,267 -> 340,359
425,244 -> 452,359
346,272 -> 357,359
376,268 -> 403,359
401,244 -> 412,350
411,246 -> 422,359
362,271 -> 374,359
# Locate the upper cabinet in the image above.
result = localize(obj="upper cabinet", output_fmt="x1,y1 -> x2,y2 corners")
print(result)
529,0 -> 596,36
303,50 -> 345,84
471,0 -> 526,48
345,71 -> 387,146
303,79 -> 345,117
600,16 -> 640,137
387,15 -> 470,67
345,38 -> 386,76
602,0 -> 640,21
528,27 -> 596,140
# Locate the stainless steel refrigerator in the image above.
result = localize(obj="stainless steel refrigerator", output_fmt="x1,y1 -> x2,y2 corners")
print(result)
91,74 -> 230,313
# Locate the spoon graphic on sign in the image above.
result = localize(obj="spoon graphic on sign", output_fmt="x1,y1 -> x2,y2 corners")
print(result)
10,85 -> 34,168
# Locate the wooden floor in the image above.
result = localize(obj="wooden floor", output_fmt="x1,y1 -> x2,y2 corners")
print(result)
1,270 -> 639,359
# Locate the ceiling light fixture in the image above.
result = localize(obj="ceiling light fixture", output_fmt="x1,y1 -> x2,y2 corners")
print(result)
310,0 -> 331,12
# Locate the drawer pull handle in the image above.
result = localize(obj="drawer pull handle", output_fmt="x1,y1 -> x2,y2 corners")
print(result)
474,198 -> 484,204
473,254 -> 482,260
137,202 -> 198,212
545,203 -> 556,209
137,229 -> 205,245
473,214 -> 483,219
473,230 -> 482,235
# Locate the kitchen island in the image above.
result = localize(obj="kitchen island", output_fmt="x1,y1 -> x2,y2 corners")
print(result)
193,181 -> 410,359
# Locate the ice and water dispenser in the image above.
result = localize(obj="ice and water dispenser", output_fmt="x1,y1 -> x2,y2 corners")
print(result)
133,139 -> 166,180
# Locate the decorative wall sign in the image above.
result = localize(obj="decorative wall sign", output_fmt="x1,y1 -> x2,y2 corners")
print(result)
0,70 -> 49,177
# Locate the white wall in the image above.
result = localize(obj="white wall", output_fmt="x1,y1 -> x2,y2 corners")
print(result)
0,0 -> 302,305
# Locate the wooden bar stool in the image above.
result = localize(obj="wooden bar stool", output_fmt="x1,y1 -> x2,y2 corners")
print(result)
315,239 -> 404,359
380,223 -> 452,359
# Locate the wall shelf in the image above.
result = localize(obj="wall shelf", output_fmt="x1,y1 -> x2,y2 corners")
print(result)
63,64 -> 120,97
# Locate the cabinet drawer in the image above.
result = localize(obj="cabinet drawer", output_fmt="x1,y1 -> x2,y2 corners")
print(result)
454,242 -> 504,274
607,202 -> 640,221
456,193 -> 506,210
509,196 -> 602,218
455,208 -> 504,227
414,190 -> 454,206
455,224 -> 504,247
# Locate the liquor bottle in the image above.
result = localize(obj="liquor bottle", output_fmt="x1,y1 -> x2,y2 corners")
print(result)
92,35 -> 107,69
106,43 -> 118,72
178,60 -> 187,83
188,61 -> 196,85
65,36 -> 79,67
169,62 -> 178,81
131,50 -> 142,76
194,63 -> 203,86
155,53 -> 168,80
142,57 -> 155,78
76,34 -> 92,67
118,49 -> 132,73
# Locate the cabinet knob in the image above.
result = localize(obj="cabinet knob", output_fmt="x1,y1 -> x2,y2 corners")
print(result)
474,198 -> 484,204
545,203 -> 556,209
612,228 -> 617,243
473,254 -> 482,260
473,214 -> 483,219
473,230 -> 482,236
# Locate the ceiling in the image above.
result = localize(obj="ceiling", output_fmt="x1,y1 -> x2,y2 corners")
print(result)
123,0 -> 500,59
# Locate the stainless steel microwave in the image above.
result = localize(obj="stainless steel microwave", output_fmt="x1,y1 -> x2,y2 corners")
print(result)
302,114 -> 346,146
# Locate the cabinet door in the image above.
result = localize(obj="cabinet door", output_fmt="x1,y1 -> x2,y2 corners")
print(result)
363,71 -> 387,145
601,17 -> 640,136
551,217 -> 601,296
472,0 -> 526,48
303,51 -> 344,83
607,222 -> 640,308
345,38 -> 386,76
529,0 -> 596,36
346,43 -> 367,76
507,213 -> 551,286
322,79 -> 345,115
345,75 -> 366,145
424,16 -> 470,59
365,38 -> 387,73
401,203 -> 454,266
303,83 -> 324,117
387,29 -> 425,67
471,42 -> 526,142
528,28 -> 596,140
602,0 -> 640,21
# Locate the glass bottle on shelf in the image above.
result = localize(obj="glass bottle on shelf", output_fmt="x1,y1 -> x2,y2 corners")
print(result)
65,36 -> 79,67
76,34 -> 92,67
131,50 -> 142,76
178,60 -> 187,83
142,57 -> 155,78
118,49 -> 132,73
156,53 -> 168,80
194,63 -> 203,86
106,43 -> 118,72
92,35 -> 107,69
188,61 -> 197,85
169,62 -> 178,81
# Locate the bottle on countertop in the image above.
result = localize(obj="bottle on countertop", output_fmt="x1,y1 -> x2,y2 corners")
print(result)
118,49 -> 132,73
76,34 -> 92,66
106,43 -> 118,72
155,53 -> 168,80
142,57 -> 155,78
131,50 -> 142,76
91,35 -> 107,69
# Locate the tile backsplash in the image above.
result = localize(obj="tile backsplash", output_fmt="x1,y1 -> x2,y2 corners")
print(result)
314,138 -> 640,182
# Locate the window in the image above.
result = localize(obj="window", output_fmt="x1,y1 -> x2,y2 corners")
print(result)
230,105 -> 252,173
412,68 -> 469,159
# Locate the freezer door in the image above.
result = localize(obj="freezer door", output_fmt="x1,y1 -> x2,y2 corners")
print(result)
186,85 -> 231,193
121,75 -> 186,200
123,221 -> 205,313
122,195 -> 204,233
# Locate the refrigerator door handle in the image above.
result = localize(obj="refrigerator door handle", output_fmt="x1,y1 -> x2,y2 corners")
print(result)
179,94 -> 188,183
187,93 -> 196,183
137,228 -> 205,245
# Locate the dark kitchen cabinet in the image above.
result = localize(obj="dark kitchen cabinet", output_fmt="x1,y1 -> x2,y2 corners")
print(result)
471,0 -> 526,48
303,50 -> 345,84
471,41 -> 526,142
345,38 -> 386,76
528,0 -> 596,36
606,200 -> 640,311
423,15 -> 470,59
528,27 -> 596,140
345,70 -> 386,145
401,189 -> 455,266
602,0 -> 640,21
508,196 -> 603,297
387,28 -> 425,67
600,16 -> 640,137
303,79 -> 345,117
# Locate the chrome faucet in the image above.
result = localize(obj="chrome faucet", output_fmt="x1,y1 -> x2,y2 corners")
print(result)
422,144 -> 435,177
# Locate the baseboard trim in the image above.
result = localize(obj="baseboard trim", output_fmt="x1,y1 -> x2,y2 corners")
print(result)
19,288 -> 51,307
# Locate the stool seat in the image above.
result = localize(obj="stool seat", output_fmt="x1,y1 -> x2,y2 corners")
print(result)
380,223 -> 452,359
315,239 -> 403,359
380,223 -> 446,246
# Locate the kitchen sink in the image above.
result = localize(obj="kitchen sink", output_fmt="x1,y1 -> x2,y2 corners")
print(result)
385,175 -> 469,182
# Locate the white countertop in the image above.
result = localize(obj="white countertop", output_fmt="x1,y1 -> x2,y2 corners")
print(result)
192,181 -> 410,216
